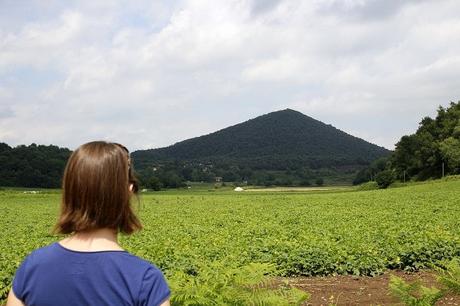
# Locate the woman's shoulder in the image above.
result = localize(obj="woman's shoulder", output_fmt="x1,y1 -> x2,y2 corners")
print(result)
114,249 -> 161,270
122,253 -> 167,280
19,242 -> 59,264
22,242 -> 161,272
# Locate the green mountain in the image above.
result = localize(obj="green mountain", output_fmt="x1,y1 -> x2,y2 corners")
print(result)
132,109 -> 390,186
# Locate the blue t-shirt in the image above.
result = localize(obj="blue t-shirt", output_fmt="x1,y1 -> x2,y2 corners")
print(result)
12,242 -> 170,306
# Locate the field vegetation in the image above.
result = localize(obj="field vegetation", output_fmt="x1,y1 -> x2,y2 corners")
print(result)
1,178 -> 459,304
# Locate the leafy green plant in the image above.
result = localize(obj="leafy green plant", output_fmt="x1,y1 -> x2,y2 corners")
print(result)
168,262 -> 309,306
375,170 -> 395,189
436,258 -> 460,294
388,275 -> 443,306
2,179 -> 460,303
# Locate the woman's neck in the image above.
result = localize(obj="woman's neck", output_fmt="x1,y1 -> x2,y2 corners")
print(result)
59,228 -> 124,251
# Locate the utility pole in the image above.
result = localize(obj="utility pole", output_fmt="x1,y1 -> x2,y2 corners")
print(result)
442,162 -> 445,178
403,170 -> 406,183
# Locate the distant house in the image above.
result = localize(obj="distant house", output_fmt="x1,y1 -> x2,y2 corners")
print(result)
215,176 -> 223,182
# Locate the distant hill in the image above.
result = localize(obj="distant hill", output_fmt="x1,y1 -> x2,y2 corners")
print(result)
0,109 -> 390,189
133,109 -> 390,186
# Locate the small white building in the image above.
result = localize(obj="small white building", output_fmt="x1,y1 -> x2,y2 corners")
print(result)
234,187 -> 244,192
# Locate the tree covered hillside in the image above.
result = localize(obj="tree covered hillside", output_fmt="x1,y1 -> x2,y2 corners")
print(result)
133,109 -> 390,187
134,109 -> 389,167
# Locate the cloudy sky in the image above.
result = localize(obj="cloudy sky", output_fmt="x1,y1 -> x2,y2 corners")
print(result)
1,0 -> 459,151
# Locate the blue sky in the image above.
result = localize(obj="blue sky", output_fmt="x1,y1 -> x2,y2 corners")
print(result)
1,0 -> 460,150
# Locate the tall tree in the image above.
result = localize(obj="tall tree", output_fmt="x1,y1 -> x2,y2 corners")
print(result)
391,101 -> 460,180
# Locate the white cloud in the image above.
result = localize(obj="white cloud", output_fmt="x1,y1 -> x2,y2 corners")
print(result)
1,0 -> 460,151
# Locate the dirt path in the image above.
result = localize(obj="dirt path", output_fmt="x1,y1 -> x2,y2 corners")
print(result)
283,270 -> 459,306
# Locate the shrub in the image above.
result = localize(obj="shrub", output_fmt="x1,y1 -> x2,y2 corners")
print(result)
315,178 -> 324,186
375,170 -> 395,189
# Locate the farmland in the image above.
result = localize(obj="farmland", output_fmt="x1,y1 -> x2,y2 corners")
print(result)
1,179 -> 459,303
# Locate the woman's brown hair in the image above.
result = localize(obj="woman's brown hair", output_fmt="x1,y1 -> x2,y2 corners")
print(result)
54,141 -> 142,235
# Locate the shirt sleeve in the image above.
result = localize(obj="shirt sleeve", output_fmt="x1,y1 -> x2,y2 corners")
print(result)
139,266 -> 171,306
12,255 -> 31,301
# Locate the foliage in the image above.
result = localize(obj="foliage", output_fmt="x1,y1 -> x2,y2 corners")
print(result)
354,101 -> 460,186
439,137 -> 460,172
353,157 -> 389,185
355,181 -> 379,191
436,258 -> 460,294
169,262 -> 309,305
375,170 -> 395,189
391,101 -> 460,181
147,176 -> 162,191
389,258 -> 460,306
0,143 -> 71,188
1,179 -> 460,303
388,275 -> 443,306
315,178 -> 324,186
133,109 -> 390,186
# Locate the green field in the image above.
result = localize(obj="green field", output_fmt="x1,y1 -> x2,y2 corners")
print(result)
1,179 -> 459,302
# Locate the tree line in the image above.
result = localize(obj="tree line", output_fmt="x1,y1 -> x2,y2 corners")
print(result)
0,143 -> 71,188
134,159 -> 327,190
0,142 -> 328,189
353,101 -> 460,188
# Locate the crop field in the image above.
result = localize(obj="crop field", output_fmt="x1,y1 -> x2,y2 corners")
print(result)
1,179 -> 460,303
